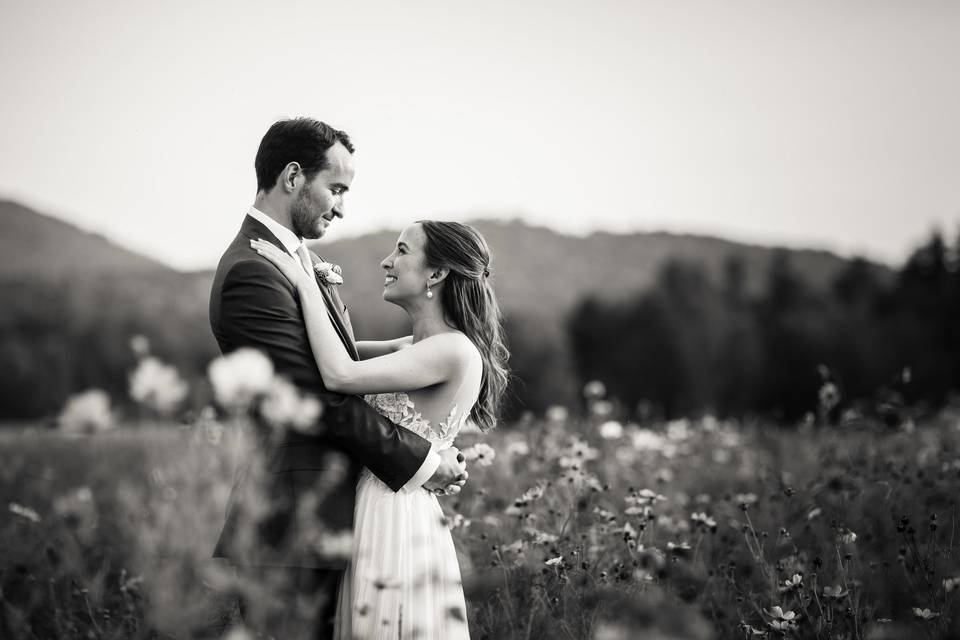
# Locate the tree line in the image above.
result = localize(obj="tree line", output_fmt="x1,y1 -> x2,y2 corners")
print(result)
567,231 -> 960,422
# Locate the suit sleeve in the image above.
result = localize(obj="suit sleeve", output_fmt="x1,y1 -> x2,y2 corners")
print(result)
218,258 -> 434,491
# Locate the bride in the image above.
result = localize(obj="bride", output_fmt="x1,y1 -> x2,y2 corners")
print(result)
251,220 -> 508,639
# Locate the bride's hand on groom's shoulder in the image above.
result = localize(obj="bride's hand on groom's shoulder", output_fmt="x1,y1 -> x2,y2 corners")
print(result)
424,447 -> 468,496
250,238 -> 315,291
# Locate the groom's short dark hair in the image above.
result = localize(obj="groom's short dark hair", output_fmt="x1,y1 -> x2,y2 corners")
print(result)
255,118 -> 355,193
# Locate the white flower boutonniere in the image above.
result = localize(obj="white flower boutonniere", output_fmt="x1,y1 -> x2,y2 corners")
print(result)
314,261 -> 344,286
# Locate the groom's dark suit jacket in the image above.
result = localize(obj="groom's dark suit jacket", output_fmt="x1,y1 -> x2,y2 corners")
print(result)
210,214 -> 432,569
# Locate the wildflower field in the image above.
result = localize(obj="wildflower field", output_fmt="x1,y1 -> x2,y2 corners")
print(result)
4,354 -> 960,639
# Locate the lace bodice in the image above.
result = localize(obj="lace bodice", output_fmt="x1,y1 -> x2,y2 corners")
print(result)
364,392 -> 467,450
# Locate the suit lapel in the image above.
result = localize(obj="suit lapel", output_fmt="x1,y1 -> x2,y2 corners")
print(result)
240,215 -> 359,361
308,250 -> 360,361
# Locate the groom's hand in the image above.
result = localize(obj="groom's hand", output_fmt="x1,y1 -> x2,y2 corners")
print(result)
424,447 -> 468,496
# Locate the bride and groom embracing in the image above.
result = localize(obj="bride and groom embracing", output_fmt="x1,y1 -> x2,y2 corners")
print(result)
209,117 -> 509,639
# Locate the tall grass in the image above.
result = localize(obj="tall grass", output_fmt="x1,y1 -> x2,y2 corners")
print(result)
3,410 -> 960,639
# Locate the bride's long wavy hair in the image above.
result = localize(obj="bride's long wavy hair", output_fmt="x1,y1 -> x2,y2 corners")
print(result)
418,221 -> 509,432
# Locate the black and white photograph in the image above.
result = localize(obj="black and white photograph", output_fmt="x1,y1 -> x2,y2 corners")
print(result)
2,1 -> 959,638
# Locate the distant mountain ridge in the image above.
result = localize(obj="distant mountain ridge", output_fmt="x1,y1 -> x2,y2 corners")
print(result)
0,200 -> 173,279
0,199 -> 893,419
312,219 -> 882,339
0,198 -> 888,335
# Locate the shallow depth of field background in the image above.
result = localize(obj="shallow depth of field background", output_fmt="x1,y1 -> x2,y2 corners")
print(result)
2,229 -> 960,640
3,0 -> 960,638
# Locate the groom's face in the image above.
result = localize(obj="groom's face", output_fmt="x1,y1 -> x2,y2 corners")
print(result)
290,142 -> 355,239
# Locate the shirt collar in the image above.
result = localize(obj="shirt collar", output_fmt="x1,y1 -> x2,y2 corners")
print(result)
247,206 -> 304,256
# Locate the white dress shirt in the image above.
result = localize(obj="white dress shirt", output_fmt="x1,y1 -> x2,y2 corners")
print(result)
245,207 -> 441,491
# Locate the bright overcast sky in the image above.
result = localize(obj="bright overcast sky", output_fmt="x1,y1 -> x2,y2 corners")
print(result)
1,0 -> 958,270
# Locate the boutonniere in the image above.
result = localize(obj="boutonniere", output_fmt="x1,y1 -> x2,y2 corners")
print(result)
314,261 -> 344,286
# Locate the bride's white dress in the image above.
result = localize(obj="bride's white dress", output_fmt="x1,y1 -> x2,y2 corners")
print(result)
334,391 -> 472,640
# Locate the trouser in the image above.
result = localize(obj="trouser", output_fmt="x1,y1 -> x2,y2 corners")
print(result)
238,566 -> 343,640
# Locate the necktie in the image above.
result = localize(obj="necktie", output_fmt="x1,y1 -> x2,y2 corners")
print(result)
295,244 -> 314,278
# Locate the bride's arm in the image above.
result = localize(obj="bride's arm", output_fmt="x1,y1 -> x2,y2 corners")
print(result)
357,336 -> 413,360
251,239 -> 467,395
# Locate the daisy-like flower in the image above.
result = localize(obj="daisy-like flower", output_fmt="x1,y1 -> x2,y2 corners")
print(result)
666,541 -> 692,554
524,528 -> 558,545
839,529 -> 857,545
779,574 -> 803,592
912,608 -> 939,620
823,585 -> 848,599
462,443 -> 496,466
9,503 -> 41,524
628,488 -> 666,506
545,556 -> 563,566
690,512 -> 717,531
943,577 -> 960,593
515,483 -> 546,506
767,606 -> 798,631
734,493 -> 758,508
566,437 -> 599,461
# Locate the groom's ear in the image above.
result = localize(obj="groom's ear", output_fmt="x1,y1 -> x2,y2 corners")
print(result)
281,162 -> 303,193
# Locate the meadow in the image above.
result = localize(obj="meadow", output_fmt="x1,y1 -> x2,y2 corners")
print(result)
3,356 -> 960,639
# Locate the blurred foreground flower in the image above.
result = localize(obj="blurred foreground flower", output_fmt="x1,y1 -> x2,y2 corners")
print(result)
462,443 -> 496,466
129,356 -> 189,415
583,380 -> 606,400
545,405 -> 569,422
912,608 -> 939,620
505,439 -> 530,456
58,389 -> 114,434
208,348 -> 274,410
316,529 -> 353,560
599,420 -> 624,439
260,376 -> 323,431
9,503 -> 41,523
129,334 -> 151,357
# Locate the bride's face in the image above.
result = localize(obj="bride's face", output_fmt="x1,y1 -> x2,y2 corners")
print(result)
381,224 -> 434,304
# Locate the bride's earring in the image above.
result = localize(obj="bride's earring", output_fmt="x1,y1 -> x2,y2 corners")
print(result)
426,283 -> 434,299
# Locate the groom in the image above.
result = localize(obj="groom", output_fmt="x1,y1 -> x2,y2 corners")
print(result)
209,117 -> 467,639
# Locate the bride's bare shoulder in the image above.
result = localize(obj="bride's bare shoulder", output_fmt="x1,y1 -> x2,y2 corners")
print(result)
422,331 -> 480,370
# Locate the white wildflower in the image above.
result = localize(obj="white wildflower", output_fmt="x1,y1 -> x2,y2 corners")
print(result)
545,405 -> 569,422
260,377 -> 322,431
599,420 -> 624,440
582,380 -> 606,399
129,356 -> 189,415
462,443 -> 496,466
506,439 -> 530,456
9,503 -> 41,523
208,348 -> 274,410
58,389 -> 114,434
